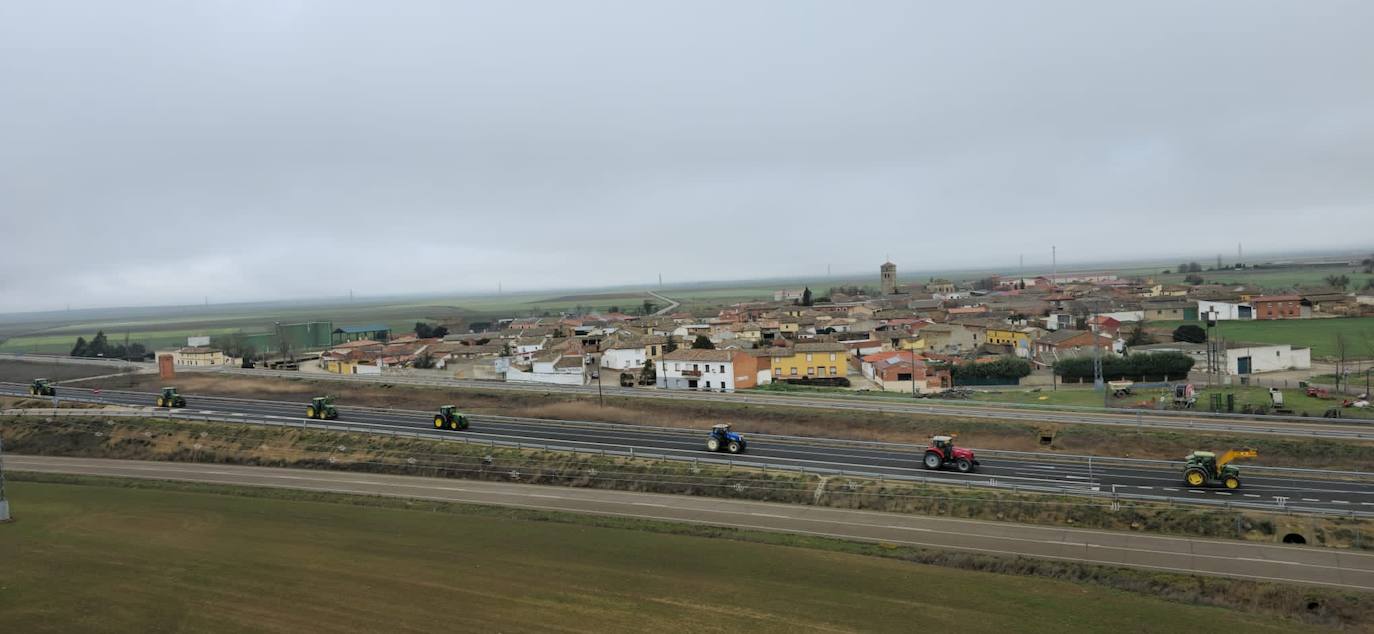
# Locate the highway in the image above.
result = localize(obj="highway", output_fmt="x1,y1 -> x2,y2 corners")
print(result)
4,353 -> 1371,440
5,381 -> 1373,513
8,455 -> 1374,591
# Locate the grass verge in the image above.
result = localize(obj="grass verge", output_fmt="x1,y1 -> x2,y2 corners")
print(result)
2,474 -> 1366,632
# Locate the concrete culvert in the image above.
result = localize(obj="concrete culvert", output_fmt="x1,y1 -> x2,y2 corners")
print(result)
1282,533 -> 1308,545
1306,601 -> 1321,612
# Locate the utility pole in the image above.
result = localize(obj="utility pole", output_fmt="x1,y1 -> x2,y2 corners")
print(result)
1091,322 -> 1104,405
1051,245 -> 1057,285
911,341 -> 918,399
0,437 -> 10,522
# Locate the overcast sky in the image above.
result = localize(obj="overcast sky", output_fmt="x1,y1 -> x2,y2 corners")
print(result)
3,1 -> 1373,312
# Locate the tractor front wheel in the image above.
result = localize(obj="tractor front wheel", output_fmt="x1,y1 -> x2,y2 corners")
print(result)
458,418 -> 469,430
434,415 -> 445,429
1224,476 -> 1241,489
727,441 -> 741,454
1184,468 -> 1207,487
306,406 -> 317,419
955,458 -> 973,473
156,397 -> 165,407
706,437 -> 720,452
923,452 -> 942,470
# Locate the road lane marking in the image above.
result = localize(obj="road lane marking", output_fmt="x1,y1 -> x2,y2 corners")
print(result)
1243,494 -> 1260,498
1162,488 -> 1179,491
1333,500 -> 1351,505
1302,498 -> 1321,502
1215,492 -> 1231,496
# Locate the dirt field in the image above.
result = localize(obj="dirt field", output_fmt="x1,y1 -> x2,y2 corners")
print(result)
0,359 -> 135,383
78,372 -> 1374,468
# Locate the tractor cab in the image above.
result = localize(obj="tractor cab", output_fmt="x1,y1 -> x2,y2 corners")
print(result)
705,424 -> 746,453
306,396 -> 338,420
923,434 -> 978,472
156,386 -> 186,408
29,378 -> 56,397
434,405 -> 470,430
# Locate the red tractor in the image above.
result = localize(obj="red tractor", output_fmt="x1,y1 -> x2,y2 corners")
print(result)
922,435 -> 978,473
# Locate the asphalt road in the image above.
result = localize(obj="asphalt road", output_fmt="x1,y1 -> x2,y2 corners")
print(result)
5,381 -> 1373,512
8,455 -> 1373,591
4,353 -> 1370,440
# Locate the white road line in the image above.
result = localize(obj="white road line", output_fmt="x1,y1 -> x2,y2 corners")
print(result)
1302,498 -> 1321,502
1243,494 -> 1260,498
1333,500 -> 1351,505
1215,492 -> 1231,496
1187,490 -> 1204,494
1136,486 -> 1153,490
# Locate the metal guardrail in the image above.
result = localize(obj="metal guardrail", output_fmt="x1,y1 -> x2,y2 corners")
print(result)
3,406 -> 1370,519
6,384 -> 1373,482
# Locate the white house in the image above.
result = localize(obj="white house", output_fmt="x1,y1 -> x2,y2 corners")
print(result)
600,341 -> 647,370
1223,343 -> 1311,375
1094,310 -> 1144,323
656,349 -> 766,392
1196,300 -> 1253,321
505,353 -> 585,385
509,335 -> 547,362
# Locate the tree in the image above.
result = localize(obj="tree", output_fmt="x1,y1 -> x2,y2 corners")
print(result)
950,357 -> 1031,384
1183,273 -> 1204,285
1054,352 -> 1194,382
800,287 -> 813,307
88,331 -> 110,357
608,305 -> 621,314
1172,324 -> 1207,343
641,299 -> 657,315
414,322 -> 433,338
664,338 -> 679,354
431,325 -> 449,339
1125,320 -> 1153,346
70,336 -> 88,357
691,335 -> 715,349
638,361 -> 656,385
1362,255 -> 1374,274
412,351 -> 436,369
1324,274 -> 1351,290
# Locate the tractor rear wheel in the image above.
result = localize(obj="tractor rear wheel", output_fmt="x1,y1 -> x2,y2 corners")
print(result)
449,418 -> 460,430
727,441 -> 741,454
1224,476 -> 1240,489
306,406 -> 316,419
923,452 -> 942,470
706,437 -> 720,452
434,415 -> 445,429
29,387 -> 37,396
1184,468 -> 1207,487
955,458 -> 972,473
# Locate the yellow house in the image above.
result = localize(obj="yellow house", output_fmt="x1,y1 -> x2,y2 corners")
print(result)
771,343 -> 848,379
985,326 -> 1032,349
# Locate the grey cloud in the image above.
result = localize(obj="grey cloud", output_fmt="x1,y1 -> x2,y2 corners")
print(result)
2,0 -> 1373,311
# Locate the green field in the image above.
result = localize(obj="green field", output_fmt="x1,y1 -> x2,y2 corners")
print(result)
0,479 -> 1314,633
1151,317 -> 1374,359
1146,264 -> 1374,291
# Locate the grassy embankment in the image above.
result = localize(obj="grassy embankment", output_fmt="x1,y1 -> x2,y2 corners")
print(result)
2,476 -> 1367,632
78,372 -> 1374,469
968,385 -> 1374,419
2,413 -> 1369,551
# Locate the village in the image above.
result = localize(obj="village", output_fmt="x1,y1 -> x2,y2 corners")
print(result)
152,260 -> 1374,408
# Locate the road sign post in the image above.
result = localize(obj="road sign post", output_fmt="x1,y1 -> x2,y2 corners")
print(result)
0,437 -> 10,522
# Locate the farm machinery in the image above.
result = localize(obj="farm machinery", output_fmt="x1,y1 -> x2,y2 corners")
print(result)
922,434 -> 978,473
305,396 -> 338,420
1182,449 -> 1257,489
705,424 -> 746,454
433,405 -> 470,430
155,387 -> 186,408
29,378 -> 55,397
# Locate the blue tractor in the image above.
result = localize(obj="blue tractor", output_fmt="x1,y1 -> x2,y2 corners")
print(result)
705,424 -> 746,454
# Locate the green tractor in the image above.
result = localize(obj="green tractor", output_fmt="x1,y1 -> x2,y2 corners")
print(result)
29,378 -> 56,397
305,396 -> 338,420
156,387 -> 186,408
1183,449 -> 1257,489
433,405 -> 470,431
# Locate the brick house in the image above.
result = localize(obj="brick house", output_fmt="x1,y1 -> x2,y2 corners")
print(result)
1250,295 -> 1307,320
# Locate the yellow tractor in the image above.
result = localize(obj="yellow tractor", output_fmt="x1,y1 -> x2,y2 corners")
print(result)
1183,449 -> 1257,489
